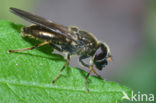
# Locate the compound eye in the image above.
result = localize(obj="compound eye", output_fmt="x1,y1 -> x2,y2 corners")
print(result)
94,44 -> 107,61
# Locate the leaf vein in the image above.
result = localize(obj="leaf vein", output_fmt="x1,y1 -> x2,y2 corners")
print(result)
0,80 -> 127,94
6,83 -> 27,103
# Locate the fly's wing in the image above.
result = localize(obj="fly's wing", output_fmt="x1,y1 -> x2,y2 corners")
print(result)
10,7 -> 77,42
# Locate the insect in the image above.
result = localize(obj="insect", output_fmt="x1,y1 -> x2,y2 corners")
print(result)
8,7 -> 112,92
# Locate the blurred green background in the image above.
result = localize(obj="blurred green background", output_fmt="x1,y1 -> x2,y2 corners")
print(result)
0,0 -> 36,24
0,0 -> 155,102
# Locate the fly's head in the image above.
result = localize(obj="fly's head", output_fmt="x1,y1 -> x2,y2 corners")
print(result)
93,42 -> 112,70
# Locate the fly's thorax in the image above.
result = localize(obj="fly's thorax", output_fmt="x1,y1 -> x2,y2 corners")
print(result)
69,26 -> 99,55
69,26 -> 98,46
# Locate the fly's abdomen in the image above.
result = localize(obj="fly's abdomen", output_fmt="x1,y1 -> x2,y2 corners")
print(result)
22,25 -> 54,41
22,25 -> 66,43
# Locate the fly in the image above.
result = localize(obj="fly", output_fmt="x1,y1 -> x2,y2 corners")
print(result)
8,7 -> 112,92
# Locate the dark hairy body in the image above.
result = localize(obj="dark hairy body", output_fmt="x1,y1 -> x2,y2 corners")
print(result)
22,25 -> 98,57
8,7 -> 112,92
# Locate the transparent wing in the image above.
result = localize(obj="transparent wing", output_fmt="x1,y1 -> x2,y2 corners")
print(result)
10,7 -> 77,42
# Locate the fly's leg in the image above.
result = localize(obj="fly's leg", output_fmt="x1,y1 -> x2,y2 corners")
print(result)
50,43 -> 63,52
85,65 -> 94,93
52,54 -> 70,84
79,56 -> 101,77
91,68 -> 101,77
79,56 -> 102,92
79,56 -> 89,68
8,42 -> 49,53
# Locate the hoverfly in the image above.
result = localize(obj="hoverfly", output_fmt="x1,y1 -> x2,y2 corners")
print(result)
8,7 -> 112,92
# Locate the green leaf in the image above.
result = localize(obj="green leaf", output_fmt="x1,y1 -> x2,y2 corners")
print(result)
0,20 -> 131,103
